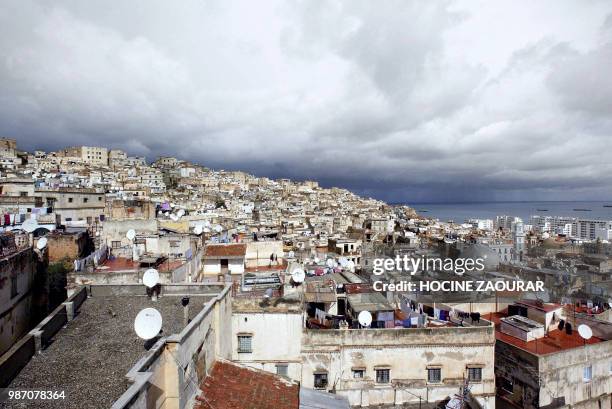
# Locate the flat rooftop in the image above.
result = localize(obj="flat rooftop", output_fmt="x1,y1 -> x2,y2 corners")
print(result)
485,312 -> 604,355
1,293 -> 214,409
94,257 -> 183,273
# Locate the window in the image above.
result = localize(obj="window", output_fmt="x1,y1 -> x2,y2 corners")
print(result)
83,198 -> 88,203
68,197 -> 73,203
112,241 -> 121,249
276,364 -> 288,377
353,369 -> 365,379
10,275 -> 18,299
19,191 -> 27,197
169,240 -> 180,248
376,369 -> 390,384
428,368 -> 441,383
314,373 -> 328,389
583,365 -> 592,382
98,197 -> 103,201
237,335 -> 252,353
468,367 -> 482,382
500,377 -> 513,393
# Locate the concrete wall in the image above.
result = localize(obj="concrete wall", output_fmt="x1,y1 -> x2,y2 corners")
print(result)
231,311 -> 303,380
301,326 -> 496,408
538,341 -> 612,408
0,248 -> 36,355
203,258 -> 244,276
245,241 -> 284,268
101,219 -> 158,252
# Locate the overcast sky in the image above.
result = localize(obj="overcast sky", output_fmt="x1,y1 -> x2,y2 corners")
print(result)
1,1 -> 611,202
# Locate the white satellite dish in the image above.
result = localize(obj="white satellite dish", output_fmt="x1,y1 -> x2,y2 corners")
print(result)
326,258 -> 335,268
177,209 -> 185,218
143,268 -> 160,288
288,251 -> 295,258
22,219 -> 39,233
214,225 -> 223,233
314,257 -> 320,264
194,225 -> 203,235
36,237 -> 48,250
263,288 -> 274,299
134,308 -> 163,340
347,260 -> 355,271
170,203 -> 175,208
578,324 -> 593,340
126,229 -> 136,240
358,311 -> 372,327
338,257 -> 349,267
170,214 -> 179,221
203,227 -> 211,233
291,268 -> 305,284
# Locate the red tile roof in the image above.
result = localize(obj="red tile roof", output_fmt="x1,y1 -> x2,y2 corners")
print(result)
195,360 -> 299,409
204,244 -> 247,258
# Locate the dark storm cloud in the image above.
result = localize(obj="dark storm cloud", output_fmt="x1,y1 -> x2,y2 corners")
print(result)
1,0 -> 611,202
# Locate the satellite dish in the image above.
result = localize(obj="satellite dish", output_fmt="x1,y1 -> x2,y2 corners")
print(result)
578,324 -> 593,340
358,311 -> 372,327
291,268 -> 305,284
170,214 -> 179,221
194,225 -> 203,235
203,227 -> 211,233
347,260 -> 355,271
22,219 -> 39,233
338,257 -> 349,267
126,229 -> 136,240
263,288 -> 273,299
143,268 -> 160,288
288,251 -> 295,258
177,209 -> 185,217
314,257 -> 320,264
134,308 -> 162,340
214,225 -> 223,233
326,258 -> 334,268
36,237 -> 48,250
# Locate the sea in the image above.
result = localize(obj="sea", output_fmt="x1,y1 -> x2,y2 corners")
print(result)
404,201 -> 612,223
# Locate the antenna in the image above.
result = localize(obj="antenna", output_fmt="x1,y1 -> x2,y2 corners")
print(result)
291,268 -> 305,284
36,237 -> 48,250
134,308 -> 163,340
22,219 -> 39,233
578,324 -> 592,341
143,268 -> 160,288
358,311 -> 372,327
126,229 -> 136,241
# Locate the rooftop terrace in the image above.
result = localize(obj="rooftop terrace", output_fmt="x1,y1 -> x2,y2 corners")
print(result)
485,312 -> 604,355
1,286 -> 220,409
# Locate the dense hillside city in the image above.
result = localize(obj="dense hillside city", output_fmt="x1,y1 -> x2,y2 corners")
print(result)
0,138 -> 611,409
